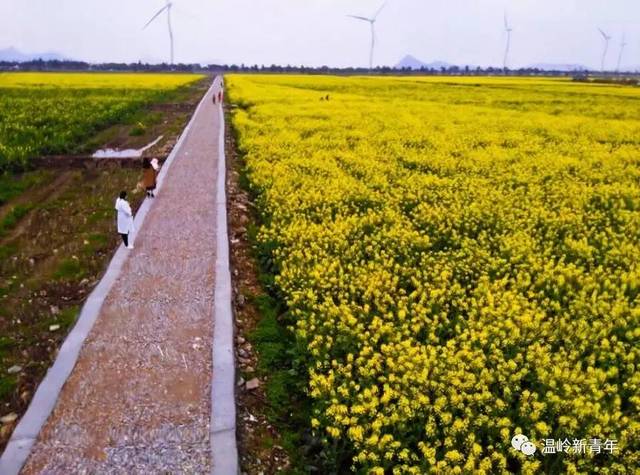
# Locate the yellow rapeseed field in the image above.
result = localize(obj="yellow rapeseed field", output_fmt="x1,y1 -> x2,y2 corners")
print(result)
227,75 -> 640,474
0,72 -> 201,89
0,72 -> 204,170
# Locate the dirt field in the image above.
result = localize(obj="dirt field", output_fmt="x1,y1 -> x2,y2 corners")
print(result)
0,76 -> 209,452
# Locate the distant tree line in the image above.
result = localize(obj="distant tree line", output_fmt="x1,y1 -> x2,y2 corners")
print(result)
1,59 -> 638,81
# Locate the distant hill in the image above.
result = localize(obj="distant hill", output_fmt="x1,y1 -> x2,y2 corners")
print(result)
0,47 -> 68,62
396,55 -> 601,73
527,63 -> 588,72
396,55 -> 452,70
136,55 -> 166,65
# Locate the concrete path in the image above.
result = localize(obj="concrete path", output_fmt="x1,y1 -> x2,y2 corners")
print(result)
0,76 -> 236,474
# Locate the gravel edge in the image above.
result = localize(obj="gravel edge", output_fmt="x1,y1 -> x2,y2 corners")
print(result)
210,77 -> 239,475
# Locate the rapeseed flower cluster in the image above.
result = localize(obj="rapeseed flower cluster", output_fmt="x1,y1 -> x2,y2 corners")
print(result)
228,74 -> 640,473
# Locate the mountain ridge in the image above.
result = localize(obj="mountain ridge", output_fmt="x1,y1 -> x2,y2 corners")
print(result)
0,47 -> 68,62
396,54 -> 598,72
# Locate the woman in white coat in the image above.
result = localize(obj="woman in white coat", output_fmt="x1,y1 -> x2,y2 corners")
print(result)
115,191 -> 135,249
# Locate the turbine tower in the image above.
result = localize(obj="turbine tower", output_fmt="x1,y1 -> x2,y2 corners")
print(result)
144,0 -> 175,64
598,28 -> 611,72
347,2 -> 386,70
616,34 -> 627,72
503,12 -> 513,70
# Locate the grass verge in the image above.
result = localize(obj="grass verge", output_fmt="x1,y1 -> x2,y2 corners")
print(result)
226,102 -> 343,473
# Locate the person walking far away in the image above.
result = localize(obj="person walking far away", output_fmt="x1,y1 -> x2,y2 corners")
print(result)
218,84 -> 223,104
142,157 -> 157,198
115,191 -> 135,249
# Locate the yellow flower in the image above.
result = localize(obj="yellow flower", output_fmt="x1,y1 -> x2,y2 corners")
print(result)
228,73 -> 640,473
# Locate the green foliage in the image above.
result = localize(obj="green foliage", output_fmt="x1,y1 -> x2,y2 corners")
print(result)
129,121 -> 147,137
0,335 -> 17,400
53,258 -> 85,281
0,375 -> 17,400
0,171 -> 48,205
0,204 -> 33,237
57,305 -> 79,330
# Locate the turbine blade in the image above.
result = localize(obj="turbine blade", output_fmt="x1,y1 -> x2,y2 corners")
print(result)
598,28 -> 608,39
373,2 -> 386,20
143,5 -> 169,30
347,15 -> 372,22
504,13 -> 509,30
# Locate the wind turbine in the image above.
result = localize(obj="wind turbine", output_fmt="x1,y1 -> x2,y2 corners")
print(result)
598,28 -> 611,72
616,33 -> 627,72
347,2 -> 386,70
503,12 -> 513,70
143,0 -> 175,64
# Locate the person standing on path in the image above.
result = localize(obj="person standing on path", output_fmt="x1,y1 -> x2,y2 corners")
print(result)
115,191 -> 134,249
142,157 -> 157,198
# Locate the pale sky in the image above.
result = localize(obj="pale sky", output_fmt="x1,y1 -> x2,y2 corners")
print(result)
1,0 -> 638,69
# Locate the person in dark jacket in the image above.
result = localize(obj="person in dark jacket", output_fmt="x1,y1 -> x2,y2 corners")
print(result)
142,157 -> 157,198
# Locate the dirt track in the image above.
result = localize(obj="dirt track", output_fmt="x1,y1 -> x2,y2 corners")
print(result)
21,80 -> 222,474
